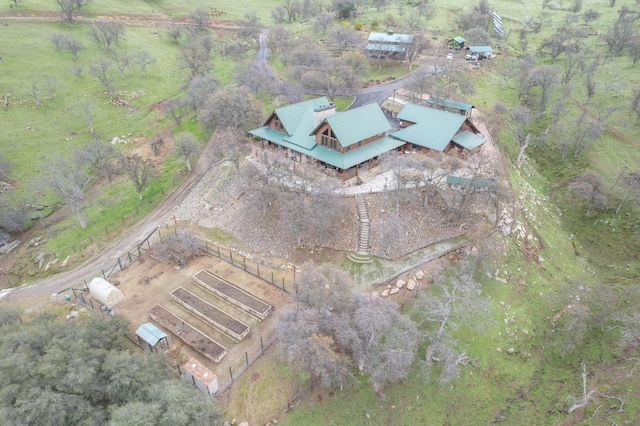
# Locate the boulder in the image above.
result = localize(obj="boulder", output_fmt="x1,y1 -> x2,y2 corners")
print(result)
238,422 -> 249,426
406,280 -> 416,291
415,270 -> 425,280
390,287 -> 399,295
66,311 -> 79,320
61,255 -> 70,267
381,289 -> 390,297
396,279 -> 406,288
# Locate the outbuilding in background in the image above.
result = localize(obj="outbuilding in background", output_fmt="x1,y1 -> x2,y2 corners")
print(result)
135,322 -> 170,353
182,357 -> 219,395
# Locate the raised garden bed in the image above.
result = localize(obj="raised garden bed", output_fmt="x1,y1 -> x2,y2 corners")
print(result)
193,270 -> 273,321
171,287 -> 250,341
148,305 -> 227,363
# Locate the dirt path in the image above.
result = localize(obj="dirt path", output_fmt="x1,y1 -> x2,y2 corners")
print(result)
1,129 -> 221,302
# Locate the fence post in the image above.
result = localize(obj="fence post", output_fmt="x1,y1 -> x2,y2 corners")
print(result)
245,352 -> 249,367
217,246 -> 220,258
230,251 -> 233,265
243,257 -> 246,271
72,245 -> 76,253
121,216 -> 125,224
261,336 -> 264,352
84,279 -> 88,289
271,272 -> 274,285
282,277 -> 285,292
229,367 -> 234,383
102,268 -> 106,279
257,264 -> 260,278
128,252 -> 132,263
118,257 -> 123,271
105,225 -> 109,234
138,247 -> 141,258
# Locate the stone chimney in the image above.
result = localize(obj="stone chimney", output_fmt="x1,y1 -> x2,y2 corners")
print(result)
313,103 -> 336,127
387,29 -> 394,35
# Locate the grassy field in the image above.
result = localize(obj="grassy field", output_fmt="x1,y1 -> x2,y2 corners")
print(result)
2,0 -> 640,425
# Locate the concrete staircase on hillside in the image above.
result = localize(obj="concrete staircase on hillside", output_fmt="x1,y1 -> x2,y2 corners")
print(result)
355,194 -> 371,255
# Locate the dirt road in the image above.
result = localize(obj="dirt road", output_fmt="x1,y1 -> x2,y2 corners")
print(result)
1,130 -> 220,302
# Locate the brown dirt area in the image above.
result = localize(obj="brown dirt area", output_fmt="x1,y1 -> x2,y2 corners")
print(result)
109,251 -> 294,389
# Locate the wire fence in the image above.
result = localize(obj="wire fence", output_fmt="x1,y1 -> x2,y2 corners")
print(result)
6,177 -> 184,288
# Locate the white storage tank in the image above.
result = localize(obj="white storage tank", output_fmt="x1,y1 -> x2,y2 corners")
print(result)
88,277 -> 124,309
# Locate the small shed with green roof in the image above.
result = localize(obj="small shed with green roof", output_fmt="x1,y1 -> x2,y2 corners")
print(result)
135,322 -> 170,353
448,36 -> 466,49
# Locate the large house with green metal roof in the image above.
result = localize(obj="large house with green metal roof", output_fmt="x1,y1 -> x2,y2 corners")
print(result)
248,98 -> 484,180
392,103 -> 485,153
248,97 -> 405,180
365,30 -> 414,60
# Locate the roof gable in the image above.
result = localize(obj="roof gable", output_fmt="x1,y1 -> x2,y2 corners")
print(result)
273,97 -> 330,136
393,104 -> 466,151
368,32 -> 414,44
316,103 -> 392,147
468,46 -> 494,53
135,323 -> 168,346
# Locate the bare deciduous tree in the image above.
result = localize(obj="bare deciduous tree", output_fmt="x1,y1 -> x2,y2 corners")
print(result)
197,86 -> 262,131
44,154 -> 93,228
183,73 -> 218,113
179,34 -> 214,78
90,22 -> 124,51
313,13 -> 333,34
77,139 -> 118,183
130,50 -> 156,76
567,170 -> 608,216
89,57 -> 115,94
56,0 -> 91,24
120,154 -> 159,200
174,132 -> 201,172
189,8 -> 210,31
410,260 -> 489,382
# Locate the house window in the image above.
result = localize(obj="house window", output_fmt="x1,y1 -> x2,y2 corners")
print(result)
358,141 -> 362,147
321,135 -> 328,146
346,146 -> 351,152
330,139 -> 337,149
274,117 -> 283,131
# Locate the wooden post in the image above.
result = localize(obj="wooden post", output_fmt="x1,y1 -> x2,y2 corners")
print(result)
243,257 -> 246,271
245,352 -> 249,366
102,268 -> 106,279
271,272 -> 274,284
117,257 -> 123,271
230,251 -> 233,265
261,336 -> 264,352
282,277 -> 285,292
217,246 -> 220,257
229,367 -> 234,382
257,264 -> 260,277
128,252 -> 132,263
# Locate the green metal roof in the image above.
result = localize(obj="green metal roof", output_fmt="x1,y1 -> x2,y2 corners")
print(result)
468,46 -> 493,53
452,131 -> 485,149
249,127 -> 403,170
453,36 -> 466,44
393,104 -> 466,151
319,103 -> 392,148
426,97 -> 473,112
135,323 -> 167,346
273,96 -> 330,137
368,32 -> 414,44
365,43 -> 407,53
